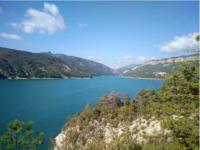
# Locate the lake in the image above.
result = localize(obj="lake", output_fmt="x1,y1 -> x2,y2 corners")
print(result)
0,76 -> 163,149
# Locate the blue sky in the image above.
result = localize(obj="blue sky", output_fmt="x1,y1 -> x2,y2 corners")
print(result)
0,1 -> 199,68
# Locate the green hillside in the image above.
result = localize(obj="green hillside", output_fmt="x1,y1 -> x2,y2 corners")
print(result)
121,54 -> 198,78
124,63 -> 179,78
0,47 -> 113,79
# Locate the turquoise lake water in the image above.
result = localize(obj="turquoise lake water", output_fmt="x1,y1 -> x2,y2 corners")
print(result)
0,76 -> 163,149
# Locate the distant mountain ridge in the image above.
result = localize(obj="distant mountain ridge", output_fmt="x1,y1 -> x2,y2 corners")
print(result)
145,54 -> 198,65
114,64 -> 139,74
0,47 -> 114,79
120,54 -> 198,78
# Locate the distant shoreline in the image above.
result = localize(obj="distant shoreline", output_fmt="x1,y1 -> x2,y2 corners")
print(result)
1,76 -> 164,80
2,76 -> 92,80
120,75 -> 164,80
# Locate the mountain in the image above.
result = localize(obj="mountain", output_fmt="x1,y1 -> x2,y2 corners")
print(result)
120,54 -> 198,78
114,64 -> 139,74
0,47 -> 114,79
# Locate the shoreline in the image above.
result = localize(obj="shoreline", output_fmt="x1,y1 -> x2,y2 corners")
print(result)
3,77 -> 92,80
120,75 -> 164,80
1,76 -> 164,80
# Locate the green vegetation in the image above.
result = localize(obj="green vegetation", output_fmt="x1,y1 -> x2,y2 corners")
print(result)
121,54 -> 198,79
0,47 -> 113,79
124,62 -> 179,78
55,61 -> 199,150
196,34 -> 200,41
0,119 -> 44,150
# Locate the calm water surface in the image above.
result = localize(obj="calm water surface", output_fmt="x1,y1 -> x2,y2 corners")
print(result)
0,76 -> 163,149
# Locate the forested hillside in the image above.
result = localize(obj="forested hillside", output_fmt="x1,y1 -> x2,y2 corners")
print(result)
0,47 -> 113,79
54,61 -> 199,150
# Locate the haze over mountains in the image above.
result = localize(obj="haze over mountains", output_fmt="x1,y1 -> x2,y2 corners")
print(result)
0,47 -> 113,79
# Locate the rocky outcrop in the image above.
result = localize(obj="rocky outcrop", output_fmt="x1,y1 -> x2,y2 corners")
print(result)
120,53 -> 198,78
54,116 -> 170,150
146,54 -> 198,65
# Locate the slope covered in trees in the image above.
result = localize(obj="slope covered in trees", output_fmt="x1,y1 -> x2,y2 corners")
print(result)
54,61 -> 199,150
0,47 -> 113,79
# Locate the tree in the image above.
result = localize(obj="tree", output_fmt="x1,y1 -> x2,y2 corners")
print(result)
82,104 -> 91,118
195,34 -> 200,41
158,61 -> 199,103
0,119 -> 44,150
195,34 -> 200,52
124,95 -> 130,106
155,61 -> 199,148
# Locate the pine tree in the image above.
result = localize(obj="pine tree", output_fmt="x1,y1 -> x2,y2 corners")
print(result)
0,119 -> 44,150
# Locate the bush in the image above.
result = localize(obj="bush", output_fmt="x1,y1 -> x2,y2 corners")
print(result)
0,119 -> 44,150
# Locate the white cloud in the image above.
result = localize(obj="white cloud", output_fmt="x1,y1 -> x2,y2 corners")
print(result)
10,23 -> 18,28
44,3 -> 59,16
0,32 -> 22,40
86,55 -> 100,62
123,55 -> 134,60
160,33 -> 199,53
87,56 -> 95,60
87,55 -> 153,69
79,22 -> 88,28
137,56 -> 146,61
150,56 -> 156,60
11,3 -> 65,34
109,55 -> 148,69
86,56 -> 104,64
